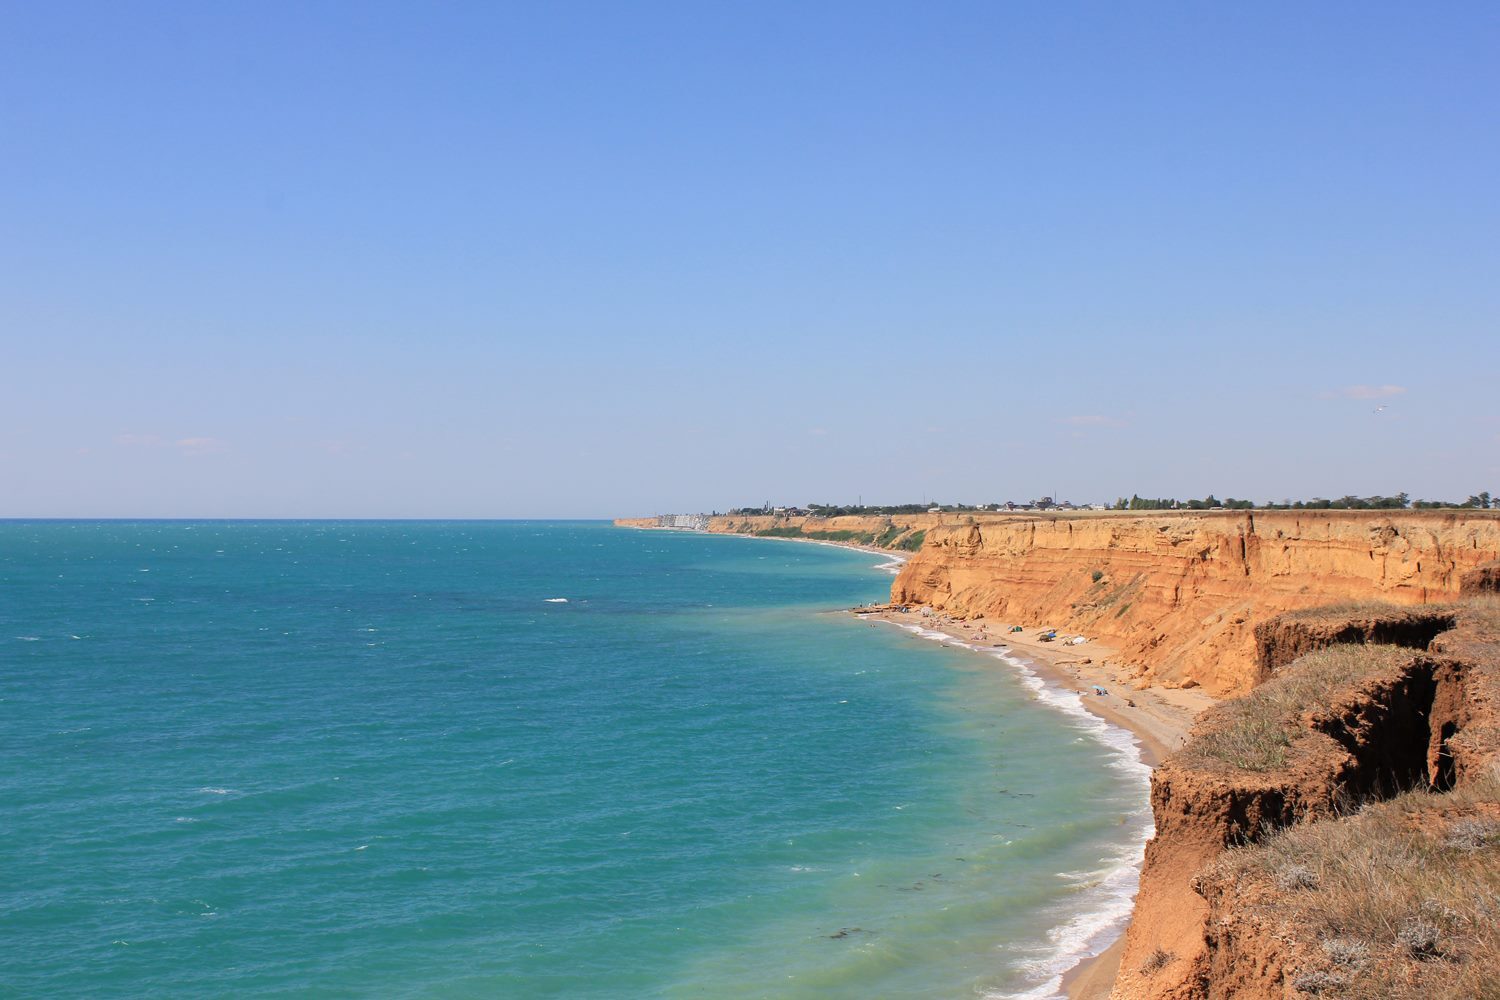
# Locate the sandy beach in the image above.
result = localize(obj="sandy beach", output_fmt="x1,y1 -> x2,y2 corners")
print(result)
852,604 -> 1216,998
856,607 -> 1214,766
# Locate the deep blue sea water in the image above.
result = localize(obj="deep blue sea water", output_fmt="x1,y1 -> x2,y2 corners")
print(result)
1,521 -> 1149,998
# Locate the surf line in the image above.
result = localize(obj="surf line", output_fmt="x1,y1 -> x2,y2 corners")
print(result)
867,616 -> 1155,1000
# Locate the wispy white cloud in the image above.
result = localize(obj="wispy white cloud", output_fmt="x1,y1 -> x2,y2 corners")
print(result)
1325,385 -> 1408,400
175,437 -> 226,456
114,432 -> 226,455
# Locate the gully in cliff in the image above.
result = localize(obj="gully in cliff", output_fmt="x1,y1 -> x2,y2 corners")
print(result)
1117,591 -> 1500,1000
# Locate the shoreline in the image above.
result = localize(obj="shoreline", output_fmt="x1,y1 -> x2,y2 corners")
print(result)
854,607 -> 1215,998
616,523 -> 1213,997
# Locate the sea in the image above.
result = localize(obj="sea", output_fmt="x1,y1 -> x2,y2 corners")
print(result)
0,521 -> 1150,999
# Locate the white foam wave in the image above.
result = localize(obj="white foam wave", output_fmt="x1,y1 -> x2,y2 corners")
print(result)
544,597 -> 569,603
988,842 -> 1147,999
880,620 -> 1154,999
196,787 -> 236,796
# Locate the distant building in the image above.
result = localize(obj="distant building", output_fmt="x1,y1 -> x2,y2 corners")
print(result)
656,514 -> 708,530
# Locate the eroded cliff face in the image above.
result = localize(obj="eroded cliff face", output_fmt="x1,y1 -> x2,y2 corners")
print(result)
1115,602 -> 1500,999
891,511 -> 1500,696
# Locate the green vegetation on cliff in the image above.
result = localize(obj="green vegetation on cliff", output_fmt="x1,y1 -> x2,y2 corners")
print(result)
894,529 -> 926,551
750,525 -> 880,545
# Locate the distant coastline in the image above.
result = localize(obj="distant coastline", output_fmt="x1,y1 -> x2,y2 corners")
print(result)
615,515 -> 911,572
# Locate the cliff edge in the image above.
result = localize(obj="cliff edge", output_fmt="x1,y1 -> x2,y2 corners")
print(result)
890,511 -> 1500,696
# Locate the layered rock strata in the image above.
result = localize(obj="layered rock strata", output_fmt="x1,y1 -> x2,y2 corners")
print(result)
889,511 -> 1500,696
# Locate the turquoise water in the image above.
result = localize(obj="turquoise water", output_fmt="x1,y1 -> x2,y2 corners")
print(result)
1,522 -> 1148,998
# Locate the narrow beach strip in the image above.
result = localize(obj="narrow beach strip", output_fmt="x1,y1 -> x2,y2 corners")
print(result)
858,607 -> 1214,999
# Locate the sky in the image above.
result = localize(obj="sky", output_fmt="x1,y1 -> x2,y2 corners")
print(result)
2,2 -> 1497,517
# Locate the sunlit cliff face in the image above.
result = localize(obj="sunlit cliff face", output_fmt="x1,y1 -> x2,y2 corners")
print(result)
888,511 -> 1500,696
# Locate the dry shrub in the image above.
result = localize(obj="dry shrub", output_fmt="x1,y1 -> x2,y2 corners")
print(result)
1444,816 -> 1500,852
1275,863 -> 1321,891
1183,645 -> 1414,772
1396,917 -> 1441,958
1137,947 -> 1173,975
1320,936 -> 1370,968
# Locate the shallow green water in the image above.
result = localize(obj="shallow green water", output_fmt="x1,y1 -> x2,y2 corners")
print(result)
1,521 -> 1147,998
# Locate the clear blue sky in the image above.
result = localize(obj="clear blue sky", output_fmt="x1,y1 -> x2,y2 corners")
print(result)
3,2 -> 1496,516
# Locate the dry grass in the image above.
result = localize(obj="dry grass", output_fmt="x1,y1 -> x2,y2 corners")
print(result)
1275,601 -> 1417,622
1182,645 -> 1415,772
1275,862 -> 1321,891
1465,592 -> 1500,613
1207,769 -> 1500,999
